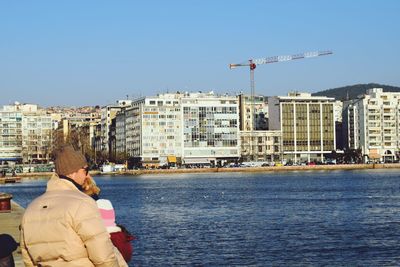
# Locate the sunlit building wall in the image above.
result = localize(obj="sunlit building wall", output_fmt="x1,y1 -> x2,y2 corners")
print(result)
345,88 -> 400,162
268,92 -> 336,163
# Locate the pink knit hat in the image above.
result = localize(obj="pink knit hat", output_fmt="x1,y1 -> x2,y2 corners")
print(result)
96,199 -> 116,228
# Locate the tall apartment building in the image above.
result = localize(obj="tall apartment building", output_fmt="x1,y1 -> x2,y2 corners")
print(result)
124,94 -> 182,167
0,105 -> 23,162
268,92 -> 336,163
344,88 -> 400,163
125,104 -> 141,164
182,92 -> 240,166
0,103 -> 52,163
115,110 -> 126,158
100,100 -> 132,154
123,92 -> 240,167
22,105 -> 52,163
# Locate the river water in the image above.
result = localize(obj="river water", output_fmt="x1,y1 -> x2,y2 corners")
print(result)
3,169 -> 400,266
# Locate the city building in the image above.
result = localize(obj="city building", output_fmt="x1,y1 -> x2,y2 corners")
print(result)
21,105 -> 52,164
181,92 -> 240,166
121,94 -> 182,167
115,110 -> 126,161
268,92 -> 336,163
333,100 -> 345,150
125,104 -> 141,166
238,94 -> 268,131
125,91 -> 240,167
240,130 -> 281,162
344,88 -> 400,163
0,103 -> 52,164
0,104 -> 23,163
100,100 -> 132,154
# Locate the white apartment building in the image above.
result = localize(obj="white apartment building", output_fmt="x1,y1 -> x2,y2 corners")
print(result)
125,94 -> 182,167
125,91 -> 240,167
345,88 -> 400,162
0,105 -> 23,162
22,106 -> 52,163
0,103 -> 52,163
334,100 -> 343,123
268,92 -> 336,163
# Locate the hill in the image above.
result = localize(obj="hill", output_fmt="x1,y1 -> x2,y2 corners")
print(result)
312,83 -> 400,100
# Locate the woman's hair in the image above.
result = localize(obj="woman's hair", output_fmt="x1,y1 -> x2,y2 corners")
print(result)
82,176 -> 101,198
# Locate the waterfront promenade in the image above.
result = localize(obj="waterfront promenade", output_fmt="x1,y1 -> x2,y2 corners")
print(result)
0,201 -> 24,266
15,163 -> 400,178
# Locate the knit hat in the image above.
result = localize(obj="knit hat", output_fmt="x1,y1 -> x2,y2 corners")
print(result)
97,199 -> 117,229
55,144 -> 87,176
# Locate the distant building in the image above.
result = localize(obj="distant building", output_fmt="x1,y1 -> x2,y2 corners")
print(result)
268,92 -> 336,163
100,100 -> 132,154
51,106 -> 101,162
238,94 -> 268,131
0,103 -> 52,164
333,100 -> 345,150
0,104 -> 23,162
115,110 -> 126,160
122,94 -> 182,167
240,130 -> 281,162
344,88 -> 400,162
181,92 -> 240,167
123,91 -> 240,167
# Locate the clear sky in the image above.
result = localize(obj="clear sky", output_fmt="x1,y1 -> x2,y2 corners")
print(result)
1,0 -> 399,107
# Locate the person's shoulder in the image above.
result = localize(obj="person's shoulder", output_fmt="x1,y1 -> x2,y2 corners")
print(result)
26,189 -> 96,212
60,190 -> 97,207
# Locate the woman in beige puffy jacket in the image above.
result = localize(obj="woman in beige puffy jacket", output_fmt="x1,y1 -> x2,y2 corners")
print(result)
20,145 -> 127,267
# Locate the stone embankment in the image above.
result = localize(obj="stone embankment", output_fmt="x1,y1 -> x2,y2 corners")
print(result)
0,201 -> 24,266
12,163 -> 400,177
112,163 -> 400,176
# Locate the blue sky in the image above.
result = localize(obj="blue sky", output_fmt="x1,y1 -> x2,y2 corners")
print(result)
1,1 -> 399,106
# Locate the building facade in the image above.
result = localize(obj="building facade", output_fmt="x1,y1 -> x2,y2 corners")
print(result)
181,92 -> 240,166
268,92 -> 336,163
0,105 -> 23,162
238,94 -> 268,131
240,130 -> 281,162
115,110 -> 126,159
124,92 -> 240,167
100,100 -> 132,154
0,103 -> 52,164
344,88 -> 400,162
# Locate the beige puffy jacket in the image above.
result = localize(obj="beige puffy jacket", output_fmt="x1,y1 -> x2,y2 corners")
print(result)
20,174 -> 128,267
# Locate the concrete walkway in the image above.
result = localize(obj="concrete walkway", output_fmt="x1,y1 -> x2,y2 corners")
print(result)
0,200 -> 24,266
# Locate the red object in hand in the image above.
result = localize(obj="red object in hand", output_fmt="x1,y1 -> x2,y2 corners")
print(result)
110,231 -> 135,262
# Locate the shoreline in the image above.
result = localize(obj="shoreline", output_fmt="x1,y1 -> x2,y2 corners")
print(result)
14,163 -> 400,178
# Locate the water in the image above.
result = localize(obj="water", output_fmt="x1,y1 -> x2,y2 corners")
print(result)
3,169 -> 400,266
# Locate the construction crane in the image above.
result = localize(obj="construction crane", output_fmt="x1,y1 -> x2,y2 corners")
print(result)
229,50 -> 333,161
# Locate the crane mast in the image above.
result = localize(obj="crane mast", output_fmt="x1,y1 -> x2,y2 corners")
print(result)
230,50 -> 333,161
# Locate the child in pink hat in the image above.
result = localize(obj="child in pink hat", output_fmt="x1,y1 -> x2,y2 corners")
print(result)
83,177 -> 134,263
